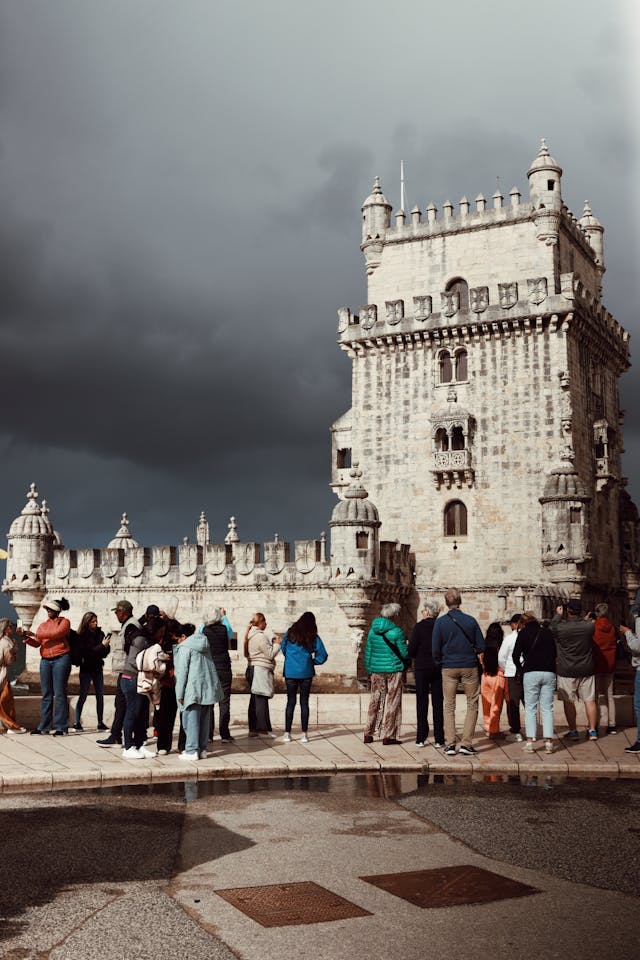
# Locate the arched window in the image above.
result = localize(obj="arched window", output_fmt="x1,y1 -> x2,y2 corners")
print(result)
455,348 -> 468,381
435,427 -> 449,452
446,277 -> 469,311
451,427 -> 465,451
444,500 -> 467,537
439,350 -> 453,383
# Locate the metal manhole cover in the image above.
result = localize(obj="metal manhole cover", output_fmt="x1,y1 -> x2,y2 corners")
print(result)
215,880 -> 372,927
361,865 -> 539,908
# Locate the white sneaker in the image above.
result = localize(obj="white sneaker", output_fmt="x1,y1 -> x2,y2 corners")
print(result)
179,751 -> 199,761
259,732 -> 277,739
7,727 -> 27,735
199,750 -> 208,760
282,732 -> 292,743
138,746 -> 157,759
544,740 -> 554,754
156,749 -> 168,756
522,740 -> 536,753
416,741 -> 426,748
300,734 -> 309,743
122,746 -> 143,759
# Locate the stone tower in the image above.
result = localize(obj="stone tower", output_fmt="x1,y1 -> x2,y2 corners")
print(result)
4,483 -> 54,628
332,140 -> 637,621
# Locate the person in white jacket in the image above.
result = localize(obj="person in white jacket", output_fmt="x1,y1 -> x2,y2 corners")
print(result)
498,614 -> 524,742
619,618 -> 640,753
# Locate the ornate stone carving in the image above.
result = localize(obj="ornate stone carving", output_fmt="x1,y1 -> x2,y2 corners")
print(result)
77,548 -> 96,579
179,543 -> 198,577
101,549 -> 119,579
385,299 -> 404,325
265,541 -> 287,575
54,550 -> 71,580
205,544 -> 227,576
337,307 -> 350,333
295,540 -> 318,574
470,286 -> 489,313
234,543 -> 257,576
413,295 -> 432,321
441,291 -> 459,318
498,282 -> 518,310
152,546 -> 172,578
527,277 -> 548,305
125,547 -> 145,578
360,304 -> 377,330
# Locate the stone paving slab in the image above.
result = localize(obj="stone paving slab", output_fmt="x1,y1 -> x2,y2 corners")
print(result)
0,718 -> 638,793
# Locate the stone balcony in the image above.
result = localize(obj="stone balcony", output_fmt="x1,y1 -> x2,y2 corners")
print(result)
431,449 -> 474,489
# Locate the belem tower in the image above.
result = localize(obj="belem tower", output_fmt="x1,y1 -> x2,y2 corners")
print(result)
5,140 -> 640,682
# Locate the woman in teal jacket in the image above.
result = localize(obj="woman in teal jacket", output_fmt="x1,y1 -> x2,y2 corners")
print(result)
174,624 -> 223,761
280,611 -> 328,743
363,603 -> 408,746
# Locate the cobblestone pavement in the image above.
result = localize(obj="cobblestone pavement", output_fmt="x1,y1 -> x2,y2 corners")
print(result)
1,776 -> 639,960
0,719 -> 638,793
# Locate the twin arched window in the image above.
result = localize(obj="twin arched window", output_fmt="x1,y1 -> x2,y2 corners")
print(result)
444,500 -> 467,537
439,348 -> 468,384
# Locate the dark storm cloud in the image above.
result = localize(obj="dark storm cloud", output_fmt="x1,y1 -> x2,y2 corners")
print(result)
0,0 -> 638,588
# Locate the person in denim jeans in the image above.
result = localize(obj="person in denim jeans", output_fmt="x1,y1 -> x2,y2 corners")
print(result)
280,612 -> 328,743
513,612 -> 557,753
25,597 -> 72,736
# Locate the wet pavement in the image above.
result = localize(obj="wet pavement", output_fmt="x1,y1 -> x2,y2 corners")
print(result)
1,775 -> 639,959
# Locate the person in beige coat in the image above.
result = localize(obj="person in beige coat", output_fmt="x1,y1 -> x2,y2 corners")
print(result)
245,612 -> 280,737
0,619 -> 26,734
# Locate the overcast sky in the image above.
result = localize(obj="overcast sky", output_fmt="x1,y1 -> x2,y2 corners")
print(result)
1,1 -> 638,594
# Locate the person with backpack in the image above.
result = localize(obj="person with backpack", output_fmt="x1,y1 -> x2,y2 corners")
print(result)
513,611 -> 556,753
116,600 -> 155,760
363,603 -> 409,746
280,611 -> 328,743
72,612 -> 110,732
24,597 -> 72,736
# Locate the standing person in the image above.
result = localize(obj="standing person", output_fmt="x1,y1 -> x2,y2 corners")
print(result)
432,588 -> 485,757
154,617 -> 182,756
481,647 -> 506,739
25,598 -> 72,737
245,613 -> 280,738
619,617 -> 640,753
513,611 -> 556,753
363,603 -> 408,746
0,619 -> 26,734
408,601 -> 444,748
592,602 -> 618,734
118,603 -> 155,760
280,611 -> 328,743
203,607 -> 234,743
73,612 -> 110,732
498,614 -> 524,742
97,600 -> 136,748
174,623 -> 223,761
550,599 -> 598,740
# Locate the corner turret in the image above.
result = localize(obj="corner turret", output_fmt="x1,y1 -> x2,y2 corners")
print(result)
2,483 -> 55,628
329,464 -> 380,580
579,200 -> 605,282
361,177 -> 392,275
528,139 -> 563,244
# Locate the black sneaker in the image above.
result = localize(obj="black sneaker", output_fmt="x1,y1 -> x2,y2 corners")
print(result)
96,736 -> 121,747
444,744 -> 457,756
220,735 -> 235,743
624,741 -> 640,753
97,723 -> 109,732
459,744 -> 478,756
30,728 -> 45,735
73,723 -> 83,732
53,730 -> 67,737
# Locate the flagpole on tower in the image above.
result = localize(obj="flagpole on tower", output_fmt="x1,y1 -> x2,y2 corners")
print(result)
400,160 -> 406,213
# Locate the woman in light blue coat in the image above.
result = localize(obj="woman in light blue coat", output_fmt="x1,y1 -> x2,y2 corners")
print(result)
173,624 -> 223,760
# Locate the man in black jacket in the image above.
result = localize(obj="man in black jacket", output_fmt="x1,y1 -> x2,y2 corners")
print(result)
408,600 -> 444,748
203,607 -> 234,742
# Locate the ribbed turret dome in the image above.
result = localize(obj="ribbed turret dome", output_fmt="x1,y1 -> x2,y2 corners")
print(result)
542,462 -> 587,499
330,464 -> 380,525
8,483 -> 54,538
578,200 -> 602,229
527,138 -> 562,176
107,512 -> 139,550
362,176 -> 392,210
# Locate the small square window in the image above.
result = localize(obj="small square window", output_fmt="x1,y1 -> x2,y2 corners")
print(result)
547,179 -> 555,190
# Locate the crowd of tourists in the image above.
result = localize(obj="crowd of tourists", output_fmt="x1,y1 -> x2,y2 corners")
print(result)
0,598 -> 327,759
362,589 -> 640,756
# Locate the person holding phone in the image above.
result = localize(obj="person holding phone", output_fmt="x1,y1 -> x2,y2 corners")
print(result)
73,612 -> 111,732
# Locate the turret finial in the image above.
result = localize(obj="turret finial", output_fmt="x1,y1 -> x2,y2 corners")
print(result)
539,137 -> 549,156
225,516 -> 239,544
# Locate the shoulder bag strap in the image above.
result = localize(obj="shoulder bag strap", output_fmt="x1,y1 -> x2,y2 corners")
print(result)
447,611 -> 480,654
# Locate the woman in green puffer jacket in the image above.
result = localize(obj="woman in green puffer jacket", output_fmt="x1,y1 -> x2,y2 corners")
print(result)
363,603 -> 408,746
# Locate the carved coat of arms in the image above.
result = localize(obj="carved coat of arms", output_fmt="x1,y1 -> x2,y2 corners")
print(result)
125,547 -> 145,578
498,282 -> 518,309
152,545 -> 172,578
54,550 -> 71,580
528,277 -> 548,305
413,295 -> 432,321
470,286 -> 489,313
359,304 -> 377,330
179,543 -> 198,577
234,543 -> 256,576
265,541 -> 286,575
77,548 -> 95,579
385,300 -> 404,325
101,549 -> 119,579
205,544 -> 227,577
337,307 -> 350,333
441,291 -> 459,318
295,540 -> 318,574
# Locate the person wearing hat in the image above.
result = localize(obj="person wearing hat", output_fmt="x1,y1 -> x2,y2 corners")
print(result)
97,600 -> 137,748
24,597 -> 72,736
112,599 -> 155,759
550,598 -> 597,740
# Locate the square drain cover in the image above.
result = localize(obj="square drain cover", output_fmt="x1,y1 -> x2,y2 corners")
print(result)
215,880 -> 372,927
361,865 -> 539,908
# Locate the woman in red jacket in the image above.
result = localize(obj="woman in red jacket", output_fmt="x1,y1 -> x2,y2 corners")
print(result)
25,597 -> 72,736
592,602 -> 618,734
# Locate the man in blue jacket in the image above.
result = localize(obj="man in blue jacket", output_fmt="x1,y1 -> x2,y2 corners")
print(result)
432,588 -> 485,756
